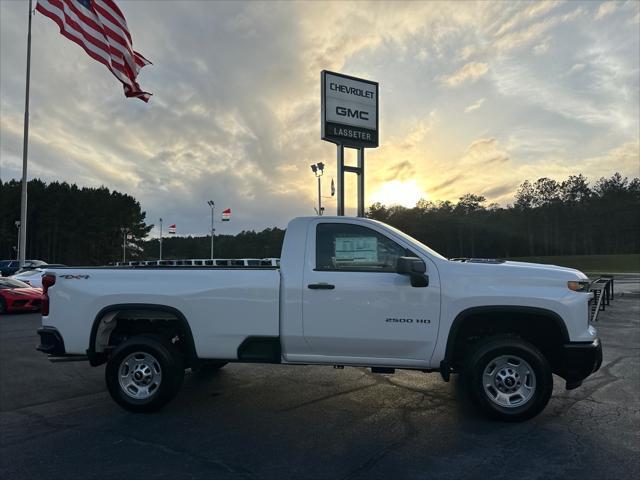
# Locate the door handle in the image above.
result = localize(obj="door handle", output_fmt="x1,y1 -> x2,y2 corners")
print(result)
307,283 -> 335,290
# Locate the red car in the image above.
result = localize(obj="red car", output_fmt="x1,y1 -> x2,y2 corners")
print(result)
0,277 -> 44,314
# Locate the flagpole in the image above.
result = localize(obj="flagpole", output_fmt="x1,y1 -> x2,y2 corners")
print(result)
19,0 -> 34,268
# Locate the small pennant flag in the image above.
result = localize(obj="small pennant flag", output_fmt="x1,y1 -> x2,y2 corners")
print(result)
168,224 -> 176,234
221,208 -> 231,221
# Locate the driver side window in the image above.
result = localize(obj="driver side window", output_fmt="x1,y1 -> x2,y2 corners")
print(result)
316,223 -> 411,272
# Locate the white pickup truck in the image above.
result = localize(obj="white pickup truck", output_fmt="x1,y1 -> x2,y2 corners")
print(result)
37,216 -> 602,421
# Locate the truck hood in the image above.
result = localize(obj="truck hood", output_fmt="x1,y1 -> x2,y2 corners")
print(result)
501,260 -> 587,279
446,259 -> 588,282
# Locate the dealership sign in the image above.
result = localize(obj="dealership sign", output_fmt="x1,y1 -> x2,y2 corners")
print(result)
321,71 -> 378,149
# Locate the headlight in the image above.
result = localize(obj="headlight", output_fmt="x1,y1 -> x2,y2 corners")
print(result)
568,280 -> 590,292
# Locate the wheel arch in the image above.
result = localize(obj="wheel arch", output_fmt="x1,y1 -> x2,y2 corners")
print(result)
87,303 -> 198,367
443,305 -> 569,374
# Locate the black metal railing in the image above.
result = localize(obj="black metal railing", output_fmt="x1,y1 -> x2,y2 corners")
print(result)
589,275 -> 615,322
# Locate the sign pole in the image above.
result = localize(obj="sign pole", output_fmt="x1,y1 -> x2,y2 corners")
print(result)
317,175 -> 322,215
19,0 -> 34,268
337,145 -> 345,216
357,148 -> 365,217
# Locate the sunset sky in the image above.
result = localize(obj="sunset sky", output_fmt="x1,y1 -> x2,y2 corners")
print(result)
1,0 -> 639,235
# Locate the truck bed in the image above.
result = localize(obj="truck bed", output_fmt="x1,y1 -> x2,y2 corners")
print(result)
43,267 -> 281,359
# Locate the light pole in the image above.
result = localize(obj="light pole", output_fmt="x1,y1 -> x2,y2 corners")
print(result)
120,227 -> 128,263
207,200 -> 215,259
15,221 -> 21,260
159,217 -> 163,261
311,162 -> 325,215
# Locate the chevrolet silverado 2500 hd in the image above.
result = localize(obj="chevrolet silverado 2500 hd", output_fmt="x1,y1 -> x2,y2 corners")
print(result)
36,216 -> 602,421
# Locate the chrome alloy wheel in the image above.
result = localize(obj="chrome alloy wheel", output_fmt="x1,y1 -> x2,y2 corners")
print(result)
483,355 -> 536,408
118,352 -> 162,400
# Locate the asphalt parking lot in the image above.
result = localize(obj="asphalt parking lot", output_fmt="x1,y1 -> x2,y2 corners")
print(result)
1,282 -> 639,480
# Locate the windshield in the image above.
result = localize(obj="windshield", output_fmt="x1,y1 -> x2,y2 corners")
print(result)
378,221 -> 448,261
0,278 -> 31,289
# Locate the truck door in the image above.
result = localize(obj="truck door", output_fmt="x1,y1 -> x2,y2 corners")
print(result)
302,221 -> 440,364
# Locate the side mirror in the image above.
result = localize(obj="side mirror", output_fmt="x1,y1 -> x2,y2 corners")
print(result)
396,257 -> 429,287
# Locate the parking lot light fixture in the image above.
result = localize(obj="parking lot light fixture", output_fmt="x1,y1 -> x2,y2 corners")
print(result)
311,163 -> 324,215
120,227 -> 128,263
207,200 -> 215,259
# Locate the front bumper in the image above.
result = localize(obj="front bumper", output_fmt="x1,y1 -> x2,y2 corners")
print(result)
36,327 -> 66,355
560,338 -> 603,389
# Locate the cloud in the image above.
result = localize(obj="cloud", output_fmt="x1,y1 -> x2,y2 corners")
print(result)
492,7 -> 584,52
463,138 -> 510,165
533,37 -> 552,55
430,174 -> 465,194
584,141 -> 640,173
440,62 -> 489,87
491,53 -> 637,133
420,138 -> 516,203
415,48 -> 428,62
493,0 -> 563,37
0,0 -> 637,234
383,160 -> 415,182
459,45 -> 476,60
482,182 -> 519,199
595,2 -> 617,20
464,98 -> 485,113
568,63 -> 586,74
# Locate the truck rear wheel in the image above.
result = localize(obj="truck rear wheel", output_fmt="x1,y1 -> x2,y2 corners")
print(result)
464,335 -> 553,422
105,335 -> 184,413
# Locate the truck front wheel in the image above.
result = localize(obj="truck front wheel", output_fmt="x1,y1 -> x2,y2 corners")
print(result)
105,335 -> 184,413
464,336 -> 553,422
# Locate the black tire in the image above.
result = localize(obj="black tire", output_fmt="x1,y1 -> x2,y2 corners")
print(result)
105,335 -> 184,413
0,297 -> 6,315
193,360 -> 227,374
464,335 -> 553,422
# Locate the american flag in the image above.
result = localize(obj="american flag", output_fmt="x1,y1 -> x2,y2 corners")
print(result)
36,0 -> 152,102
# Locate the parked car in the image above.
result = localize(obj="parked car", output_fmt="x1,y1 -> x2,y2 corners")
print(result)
36,216 -> 601,420
0,277 -> 44,314
11,269 -> 46,288
12,264 -> 66,281
10,265 -> 65,288
0,260 -> 18,277
1,260 -> 48,277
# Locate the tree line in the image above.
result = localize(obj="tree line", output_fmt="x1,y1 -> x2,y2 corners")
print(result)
142,228 -> 285,261
366,173 -> 639,258
1,173 -> 637,265
0,179 -> 151,264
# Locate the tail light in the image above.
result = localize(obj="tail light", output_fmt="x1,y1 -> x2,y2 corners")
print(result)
41,274 -> 56,316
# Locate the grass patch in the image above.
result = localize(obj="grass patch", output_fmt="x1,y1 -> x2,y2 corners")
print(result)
506,254 -> 640,274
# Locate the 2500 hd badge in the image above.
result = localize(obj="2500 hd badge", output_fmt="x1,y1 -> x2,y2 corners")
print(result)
386,317 -> 431,324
